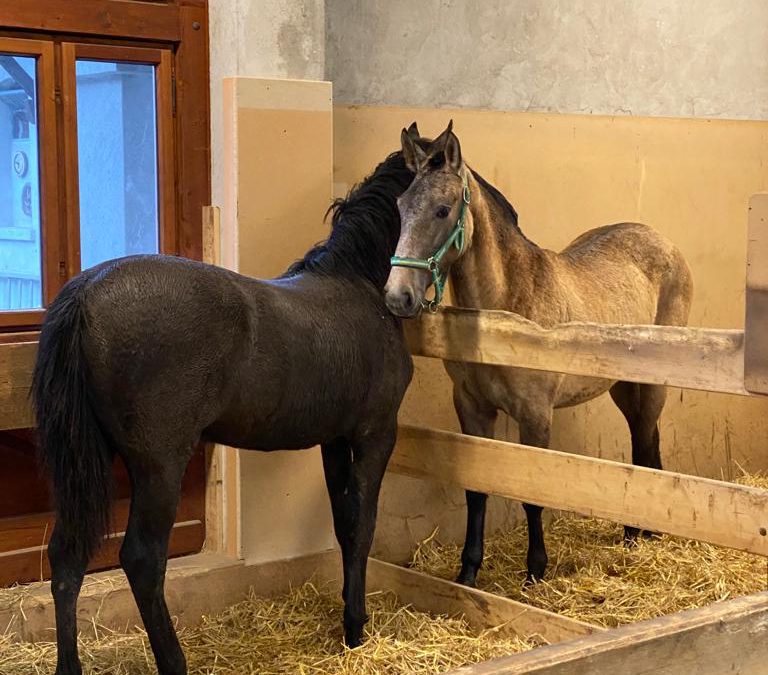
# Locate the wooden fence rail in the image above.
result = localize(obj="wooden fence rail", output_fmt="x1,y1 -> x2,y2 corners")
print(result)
404,309 -> 752,396
390,425 -> 768,557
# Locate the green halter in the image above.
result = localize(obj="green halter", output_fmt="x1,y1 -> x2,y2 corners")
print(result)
390,175 -> 470,313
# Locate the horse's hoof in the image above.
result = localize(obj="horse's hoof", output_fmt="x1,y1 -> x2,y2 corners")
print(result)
526,556 -> 547,584
455,568 -> 478,588
343,612 -> 368,649
344,632 -> 363,649
624,526 -> 660,545
524,571 -> 545,586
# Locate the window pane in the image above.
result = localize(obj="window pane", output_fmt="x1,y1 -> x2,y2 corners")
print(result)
0,55 -> 42,311
76,60 -> 159,271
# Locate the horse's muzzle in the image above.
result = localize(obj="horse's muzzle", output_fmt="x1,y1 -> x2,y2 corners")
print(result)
384,283 -> 420,318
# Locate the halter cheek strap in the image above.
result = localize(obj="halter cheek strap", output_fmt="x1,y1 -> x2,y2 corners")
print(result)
390,175 -> 471,313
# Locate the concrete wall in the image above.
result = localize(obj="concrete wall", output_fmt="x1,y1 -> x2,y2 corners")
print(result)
326,0 -> 768,120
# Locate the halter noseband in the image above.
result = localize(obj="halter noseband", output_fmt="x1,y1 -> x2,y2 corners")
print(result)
390,174 -> 470,313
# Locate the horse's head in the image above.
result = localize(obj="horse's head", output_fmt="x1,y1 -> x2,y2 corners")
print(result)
385,120 -> 472,317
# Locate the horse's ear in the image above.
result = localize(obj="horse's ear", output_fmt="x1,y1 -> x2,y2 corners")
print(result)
444,130 -> 462,172
406,121 -> 420,140
432,120 -> 462,172
401,127 -> 426,172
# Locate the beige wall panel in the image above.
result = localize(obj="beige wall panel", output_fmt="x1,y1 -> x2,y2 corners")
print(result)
224,77 -> 335,563
333,105 -> 768,561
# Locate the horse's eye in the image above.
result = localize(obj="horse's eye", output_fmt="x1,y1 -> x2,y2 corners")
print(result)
435,205 -> 450,219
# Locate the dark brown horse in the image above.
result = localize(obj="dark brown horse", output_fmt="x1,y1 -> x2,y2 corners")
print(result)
385,122 -> 693,586
33,151 -> 415,675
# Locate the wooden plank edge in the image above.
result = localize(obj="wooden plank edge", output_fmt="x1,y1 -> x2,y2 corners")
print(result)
390,425 -> 768,556
2,549 -> 340,642
443,590 -> 768,675
745,193 -> 768,394
366,558 -> 600,646
405,307 -> 755,397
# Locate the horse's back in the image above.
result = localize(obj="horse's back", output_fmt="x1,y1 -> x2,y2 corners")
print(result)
74,256 -> 255,439
71,255 -> 411,451
557,222 -> 692,327
208,274 -> 412,450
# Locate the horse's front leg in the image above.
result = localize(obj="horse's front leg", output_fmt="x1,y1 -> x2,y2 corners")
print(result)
519,415 -> 552,582
321,429 -> 395,647
453,386 -> 498,587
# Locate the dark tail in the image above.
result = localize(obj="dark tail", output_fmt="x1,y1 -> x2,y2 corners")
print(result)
32,275 -> 113,562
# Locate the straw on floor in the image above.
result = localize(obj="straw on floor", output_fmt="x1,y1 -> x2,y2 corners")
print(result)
0,581 -> 537,675
411,474 -> 768,628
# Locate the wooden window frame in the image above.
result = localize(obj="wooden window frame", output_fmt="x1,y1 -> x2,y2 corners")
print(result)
0,0 -> 211,334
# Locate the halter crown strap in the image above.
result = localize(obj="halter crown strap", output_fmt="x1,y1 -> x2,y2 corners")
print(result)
391,174 -> 470,312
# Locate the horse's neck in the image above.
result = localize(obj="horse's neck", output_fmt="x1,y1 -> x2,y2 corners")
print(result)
451,176 -> 543,315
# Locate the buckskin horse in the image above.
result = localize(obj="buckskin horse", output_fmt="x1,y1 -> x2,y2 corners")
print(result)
33,150 -> 415,675
385,121 -> 692,587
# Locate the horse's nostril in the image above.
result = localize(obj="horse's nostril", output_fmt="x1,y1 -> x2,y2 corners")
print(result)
402,289 -> 415,311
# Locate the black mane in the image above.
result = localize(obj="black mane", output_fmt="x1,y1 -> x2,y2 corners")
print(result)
283,152 -> 414,288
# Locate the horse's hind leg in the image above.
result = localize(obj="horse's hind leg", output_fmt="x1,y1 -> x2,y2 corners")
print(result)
48,524 -> 88,675
518,418 -> 552,583
454,386 -> 498,587
610,381 -> 667,541
120,454 -> 190,675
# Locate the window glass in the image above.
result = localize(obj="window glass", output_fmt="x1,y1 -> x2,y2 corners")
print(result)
76,60 -> 159,271
0,55 -> 41,310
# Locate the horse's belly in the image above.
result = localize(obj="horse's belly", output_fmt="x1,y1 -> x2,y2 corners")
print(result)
554,374 -> 615,408
446,361 -> 613,418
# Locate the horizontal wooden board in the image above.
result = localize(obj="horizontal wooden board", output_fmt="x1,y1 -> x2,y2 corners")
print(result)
366,558 -> 599,645
404,307 -> 754,396
0,341 -> 36,431
0,1 -> 182,42
444,590 -> 768,675
1,550 -> 341,642
390,425 -> 768,556
745,194 -> 768,394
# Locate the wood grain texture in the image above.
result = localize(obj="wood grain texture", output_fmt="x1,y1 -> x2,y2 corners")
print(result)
366,558 -> 599,645
175,2 -> 212,261
444,591 -> 768,675
390,425 -> 768,556
745,193 -> 768,394
1,549 -> 339,642
405,307 -> 754,396
0,342 -> 36,430
0,0 -> 182,41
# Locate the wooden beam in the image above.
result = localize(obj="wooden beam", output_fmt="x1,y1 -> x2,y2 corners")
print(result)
404,307 -> 754,397
0,0 -> 182,42
366,558 -> 599,646
390,425 -> 768,556
0,341 -> 36,431
444,590 -> 768,675
745,193 -> 768,394
1,549 -> 340,642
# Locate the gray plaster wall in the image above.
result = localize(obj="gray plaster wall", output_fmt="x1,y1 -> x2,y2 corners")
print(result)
209,0 -> 325,206
326,0 -> 768,120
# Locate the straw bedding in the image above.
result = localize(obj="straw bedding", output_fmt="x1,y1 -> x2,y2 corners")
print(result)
0,582 -> 537,675
2,476 -> 765,672
411,474 -> 768,628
